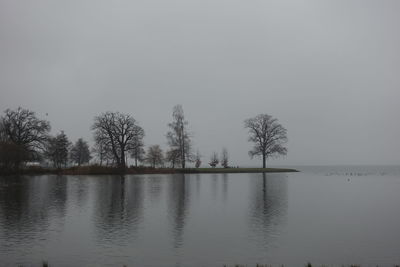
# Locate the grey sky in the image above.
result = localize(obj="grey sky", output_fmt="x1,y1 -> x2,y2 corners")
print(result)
1,0 -> 399,166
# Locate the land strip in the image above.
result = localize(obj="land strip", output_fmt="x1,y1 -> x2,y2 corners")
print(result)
0,166 -> 298,176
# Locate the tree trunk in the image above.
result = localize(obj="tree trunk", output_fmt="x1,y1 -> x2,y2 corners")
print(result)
262,153 -> 266,168
181,125 -> 185,169
181,144 -> 185,168
120,150 -> 126,169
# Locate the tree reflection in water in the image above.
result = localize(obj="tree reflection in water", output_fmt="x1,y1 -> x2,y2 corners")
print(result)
248,173 -> 288,248
147,175 -> 163,203
93,175 -> 144,244
167,173 -> 190,249
0,175 -> 67,245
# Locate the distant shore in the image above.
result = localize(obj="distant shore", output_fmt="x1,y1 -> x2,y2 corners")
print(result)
0,166 -> 298,176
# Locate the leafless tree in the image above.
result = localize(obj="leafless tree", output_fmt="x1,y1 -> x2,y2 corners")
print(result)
92,112 -> 144,169
0,107 -> 50,169
92,133 -> 116,166
146,145 -> 164,168
130,144 -> 145,167
165,148 -> 181,168
45,131 -> 71,169
194,150 -> 202,168
166,105 -> 193,168
221,147 -> 229,168
70,138 -> 91,166
91,139 -> 108,166
209,152 -> 219,168
244,114 -> 288,168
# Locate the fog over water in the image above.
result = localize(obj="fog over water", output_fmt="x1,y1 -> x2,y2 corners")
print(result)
1,0 -> 399,166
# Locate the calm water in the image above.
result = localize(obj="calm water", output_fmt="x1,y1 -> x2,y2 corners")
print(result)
1,166 -> 400,266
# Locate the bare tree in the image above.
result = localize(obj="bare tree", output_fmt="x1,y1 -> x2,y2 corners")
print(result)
45,131 -> 71,169
194,150 -> 202,168
92,133 -> 116,166
91,143 -> 101,166
146,145 -> 164,168
166,105 -> 193,168
70,138 -> 91,166
221,147 -> 229,168
209,152 -> 219,168
165,148 -> 181,168
130,144 -> 145,167
0,107 -> 50,169
244,114 -> 288,168
92,112 -> 145,169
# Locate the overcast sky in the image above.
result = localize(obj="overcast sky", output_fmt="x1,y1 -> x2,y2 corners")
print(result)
1,0 -> 399,166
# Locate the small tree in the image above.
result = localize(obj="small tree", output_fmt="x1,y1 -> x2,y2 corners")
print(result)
92,135 -> 114,166
244,114 -> 288,168
194,150 -> 202,168
209,152 -> 219,168
45,131 -> 71,169
221,147 -> 229,168
70,138 -> 91,166
146,145 -> 164,168
165,148 -> 181,168
130,144 -> 145,167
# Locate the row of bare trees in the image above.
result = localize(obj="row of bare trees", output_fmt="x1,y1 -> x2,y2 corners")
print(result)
0,108 -> 92,170
0,105 -> 288,171
91,104 -> 197,169
208,148 -> 229,168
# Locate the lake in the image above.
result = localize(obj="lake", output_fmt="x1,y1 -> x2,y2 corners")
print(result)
1,166 -> 400,266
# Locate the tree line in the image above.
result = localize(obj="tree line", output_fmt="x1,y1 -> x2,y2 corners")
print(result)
0,105 -> 287,171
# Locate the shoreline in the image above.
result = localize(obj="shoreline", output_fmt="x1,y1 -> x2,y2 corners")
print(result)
0,166 -> 299,176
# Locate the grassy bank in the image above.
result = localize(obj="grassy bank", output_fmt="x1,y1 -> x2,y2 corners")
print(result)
177,167 -> 298,174
25,262 -> 400,267
0,166 -> 298,176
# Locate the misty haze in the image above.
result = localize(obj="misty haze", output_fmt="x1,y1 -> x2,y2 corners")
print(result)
1,0 -> 400,266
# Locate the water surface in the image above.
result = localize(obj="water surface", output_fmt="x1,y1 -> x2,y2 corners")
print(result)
0,166 -> 399,266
